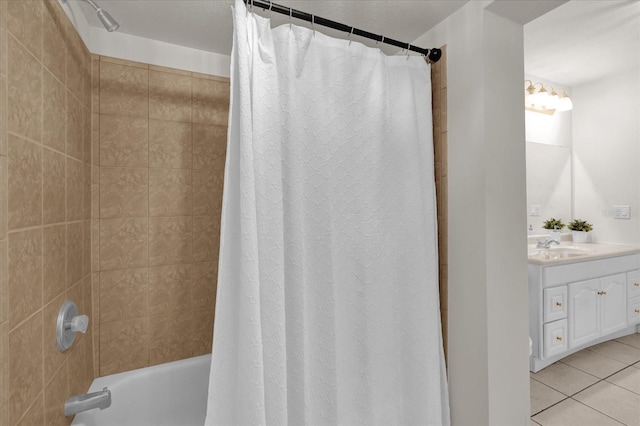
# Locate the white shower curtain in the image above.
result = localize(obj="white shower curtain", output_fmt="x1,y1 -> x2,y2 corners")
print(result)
205,2 -> 450,425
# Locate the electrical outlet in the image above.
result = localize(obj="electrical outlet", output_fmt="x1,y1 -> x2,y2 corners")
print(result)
613,205 -> 630,219
530,205 -> 541,216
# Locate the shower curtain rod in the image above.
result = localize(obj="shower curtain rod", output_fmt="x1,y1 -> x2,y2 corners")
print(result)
242,0 -> 442,63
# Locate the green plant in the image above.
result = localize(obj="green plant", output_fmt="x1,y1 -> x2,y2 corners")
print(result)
542,218 -> 565,230
567,219 -> 593,232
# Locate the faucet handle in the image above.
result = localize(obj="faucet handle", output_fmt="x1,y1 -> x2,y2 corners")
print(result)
70,315 -> 89,334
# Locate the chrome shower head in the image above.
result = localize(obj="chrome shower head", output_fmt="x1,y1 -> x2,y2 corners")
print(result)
63,0 -> 120,32
96,8 -> 119,32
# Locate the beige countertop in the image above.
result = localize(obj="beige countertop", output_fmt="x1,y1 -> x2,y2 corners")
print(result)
528,242 -> 640,266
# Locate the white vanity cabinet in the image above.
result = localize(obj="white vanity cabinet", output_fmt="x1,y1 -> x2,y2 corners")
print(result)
529,250 -> 640,372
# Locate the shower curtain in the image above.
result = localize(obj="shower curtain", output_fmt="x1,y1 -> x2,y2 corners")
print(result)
205,1 -> 450,425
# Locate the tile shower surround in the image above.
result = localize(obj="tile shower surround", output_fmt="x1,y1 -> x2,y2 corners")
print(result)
0,0 -> 93,425
0,0 -> 229,424
93,56 -> 229,377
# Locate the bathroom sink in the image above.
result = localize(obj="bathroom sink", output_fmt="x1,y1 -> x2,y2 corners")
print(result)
528,246 -> 592,260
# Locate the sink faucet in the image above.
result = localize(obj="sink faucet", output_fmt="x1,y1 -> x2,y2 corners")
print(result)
64,388 -> 111,416
536,238 -> 561,249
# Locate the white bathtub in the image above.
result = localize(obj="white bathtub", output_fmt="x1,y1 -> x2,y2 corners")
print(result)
72,354 -> 210,426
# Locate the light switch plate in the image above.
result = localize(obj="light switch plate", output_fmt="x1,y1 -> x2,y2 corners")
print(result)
530,205 -> 541,216
613,205 -> 630,219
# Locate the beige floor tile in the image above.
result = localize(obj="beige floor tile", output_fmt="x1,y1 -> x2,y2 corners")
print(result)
634,361 -> 640,369
531,419 -> 542,426
532,398 -> 623,426
589,340 -> 640,365
574,381 -> 640,426
606,366 -> 640,395
616,333 -> 640,349
531,378 -> 567,415
530,362 -> 599,396
562,348 -> 628,379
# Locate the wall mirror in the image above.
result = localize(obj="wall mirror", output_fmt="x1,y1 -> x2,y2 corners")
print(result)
525,142 -> 572,234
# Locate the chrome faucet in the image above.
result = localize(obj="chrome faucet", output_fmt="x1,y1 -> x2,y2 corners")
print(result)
64,387 -> 111,416
536,238 -> 561,249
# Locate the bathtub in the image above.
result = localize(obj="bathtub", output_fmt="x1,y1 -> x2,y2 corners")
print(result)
72,354 -> 210,426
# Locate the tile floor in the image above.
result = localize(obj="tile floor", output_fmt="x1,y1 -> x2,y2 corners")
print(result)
530,333 -> 640,426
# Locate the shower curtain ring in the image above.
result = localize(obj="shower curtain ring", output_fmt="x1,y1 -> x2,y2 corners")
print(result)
268,1 -> 273,18
406,43 -> 411,59
312,14 -> 315,36
348,27 -> 354,45
289,6 -> 292,30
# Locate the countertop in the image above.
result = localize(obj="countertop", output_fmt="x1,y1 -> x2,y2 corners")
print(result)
528,242 -> 640,266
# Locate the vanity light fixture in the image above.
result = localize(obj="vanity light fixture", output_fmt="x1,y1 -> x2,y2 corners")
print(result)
525,80 -> 573,114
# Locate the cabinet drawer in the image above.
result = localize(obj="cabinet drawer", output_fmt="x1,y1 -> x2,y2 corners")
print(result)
629,296 -> 640,325
544,286 -> 567,322
628,270 -> 640,298
544,319 -> 567,358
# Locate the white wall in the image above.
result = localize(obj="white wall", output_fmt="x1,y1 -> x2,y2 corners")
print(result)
572,68 -> 640,244
412,2 -> 531,425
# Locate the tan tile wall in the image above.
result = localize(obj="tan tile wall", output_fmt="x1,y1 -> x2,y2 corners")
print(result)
92,56 -> 228,376
0,1 -> 94,425
431,47 -> 448,361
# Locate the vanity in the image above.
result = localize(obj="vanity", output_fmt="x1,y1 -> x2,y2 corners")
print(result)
528,241 -> 640,372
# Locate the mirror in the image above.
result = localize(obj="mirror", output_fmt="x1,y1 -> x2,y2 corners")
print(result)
526,142 -> 571,234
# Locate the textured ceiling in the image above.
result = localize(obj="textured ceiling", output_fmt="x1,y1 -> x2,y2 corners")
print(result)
75,0 -> 469,56
525,0 -> 640,87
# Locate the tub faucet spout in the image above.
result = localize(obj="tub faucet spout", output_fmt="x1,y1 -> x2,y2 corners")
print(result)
64,387 -> 111,416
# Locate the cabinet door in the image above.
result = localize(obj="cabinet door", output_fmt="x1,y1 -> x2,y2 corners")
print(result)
600,273 -> 627,335
568,279 -> 599,349
629,296 -> 640,325
628,270 -> 640,299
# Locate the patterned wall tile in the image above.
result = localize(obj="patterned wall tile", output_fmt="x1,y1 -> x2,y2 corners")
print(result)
6,0 -> 42,61
192,77 -> 229,126
99,218 -> 148,271
42,0 -> 66,84
66,93 -> 83,160
149,70 -> 191,122
193,123 -> 227,170
99,268 -> 149,324
99,318 -> 149,376
66,221 -> 83,287
100,167 -> 148,219
148,264 -> 191,316
149,119 -> 192,169
192,216 -> 218,263
42,148 -> 65,225
42,224 -> 66,304
148,168 -> 191,217
99,61 -> 148,118
8,312 -> 42,425
193,170 -> 223,217
8,229 -> 42,329
99,115 -> 148,167
8,135 -> 41,229
148,314 -> 193,366
148,217 -> 192,267
42,70 -> 66,153
66,157 -> 84,221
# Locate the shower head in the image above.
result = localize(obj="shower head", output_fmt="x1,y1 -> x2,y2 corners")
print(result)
63,0 -> 120,32
96,8 -> 119,32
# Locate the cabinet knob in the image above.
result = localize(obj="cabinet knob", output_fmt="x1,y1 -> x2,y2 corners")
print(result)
635,309 -> 640,314
602,291 -> 607,295
635,283 -> 639,287
556,336 -> 563,341
555,302 -> 563,307
597,291 -> 602,295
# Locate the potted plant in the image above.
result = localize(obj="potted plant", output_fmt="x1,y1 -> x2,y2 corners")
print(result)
567,219 -> 593,243
542,218 -> 565,231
